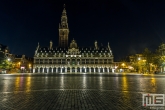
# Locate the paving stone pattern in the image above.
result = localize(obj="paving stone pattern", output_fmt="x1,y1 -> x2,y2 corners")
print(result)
0,73 -> 165,110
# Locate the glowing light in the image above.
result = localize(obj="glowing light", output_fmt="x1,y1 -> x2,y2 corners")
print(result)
121,63 -> 125,66
138,57 -> 141,60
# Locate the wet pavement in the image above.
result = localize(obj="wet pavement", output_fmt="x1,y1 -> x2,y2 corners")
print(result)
0,73 -> 165,110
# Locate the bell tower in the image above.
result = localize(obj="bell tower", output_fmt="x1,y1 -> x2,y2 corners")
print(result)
59,4 -> 69,47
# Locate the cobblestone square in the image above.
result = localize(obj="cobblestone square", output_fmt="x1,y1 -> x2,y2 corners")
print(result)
0,73 -> 165,110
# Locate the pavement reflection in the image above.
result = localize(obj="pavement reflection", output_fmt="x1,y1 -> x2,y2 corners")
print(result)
0,73 -> 165,109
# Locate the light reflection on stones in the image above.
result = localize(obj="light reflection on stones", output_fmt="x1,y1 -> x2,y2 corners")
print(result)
83,75 -> 86,89
15,76 -> 20,91
25,76 -> 31,92
151,77 -> 156,93
60,75 -> 64,89
122,76 -> 128,91
99,76 -> 103,89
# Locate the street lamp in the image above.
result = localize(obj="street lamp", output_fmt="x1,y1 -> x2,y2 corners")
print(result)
121,63 -> 125,68
138,57 -> 141,60
7,58 -> 10,61
121,63 -> 125,72
29,64 -> 31,73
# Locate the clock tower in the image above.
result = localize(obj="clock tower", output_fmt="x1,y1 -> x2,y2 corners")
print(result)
59,4 -> 69,47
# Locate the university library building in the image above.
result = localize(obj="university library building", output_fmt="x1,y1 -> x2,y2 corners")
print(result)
33,6 -> 114,73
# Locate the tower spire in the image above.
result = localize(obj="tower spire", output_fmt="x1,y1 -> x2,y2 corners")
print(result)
59,4 -> 69,48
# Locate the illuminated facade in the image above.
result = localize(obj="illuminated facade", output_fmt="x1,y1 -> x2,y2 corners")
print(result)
33,6 -> 114,73
13,55 -> 33,73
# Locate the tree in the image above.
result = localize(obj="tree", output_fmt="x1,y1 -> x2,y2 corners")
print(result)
142,48 -> 154,73
0,52 -> 12,70
153,49 -> 165,72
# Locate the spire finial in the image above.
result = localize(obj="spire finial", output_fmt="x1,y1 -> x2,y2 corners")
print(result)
64,4 -> 65,9
108,42 -> 110,48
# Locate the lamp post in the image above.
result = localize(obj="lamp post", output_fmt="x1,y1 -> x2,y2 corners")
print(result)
121,63 -> 125,72
29,64 -> 31,73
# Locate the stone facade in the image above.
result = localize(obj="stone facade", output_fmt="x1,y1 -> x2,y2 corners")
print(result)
33,6 -> 114,73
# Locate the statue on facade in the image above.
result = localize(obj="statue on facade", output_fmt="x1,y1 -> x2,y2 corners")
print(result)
35,42 -> 40,55
108,42 -> 112,55
50,40 -> 53,50
108,42 -> 110,50
94,41 -> 98,50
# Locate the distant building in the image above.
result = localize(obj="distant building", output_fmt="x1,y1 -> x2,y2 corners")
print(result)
129,54 -> 146,63
13,55 -> 33,73
113,62 -> 133,73
33,5 -> 114,73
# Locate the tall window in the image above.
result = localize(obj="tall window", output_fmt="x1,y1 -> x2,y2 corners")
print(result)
40,59 -> 43,64
45,59 -> 48,64
86,59 -> 89,64
104,59 -> 107,64
62,59 -> 65,64
49,59 -> 52,64
91,59 -> 94,64
95,59 -> 98,64
58,59 -> 61,64
53,59 -> 56,64
82,59 -> 85,64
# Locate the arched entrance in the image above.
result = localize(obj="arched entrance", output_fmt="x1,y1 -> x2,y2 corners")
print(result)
67,67 -> 70,73
53,67 -> 56,73
40,67 -> 43,73
58,67 -> 61,73
82,67 -> 85,73
95,67 -> 98,73
100,68 -> 103,73
91,67 -> 94,73
44,68 -> 47,73
49,67 -> 52,73
86,67 -> 89,73
77,67 -> 80,72
104,67 -> 107,72
72,67 -> 75,73
62,67 -> 65,73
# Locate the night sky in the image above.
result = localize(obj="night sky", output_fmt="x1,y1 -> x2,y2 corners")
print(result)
0,0 -> 165,61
